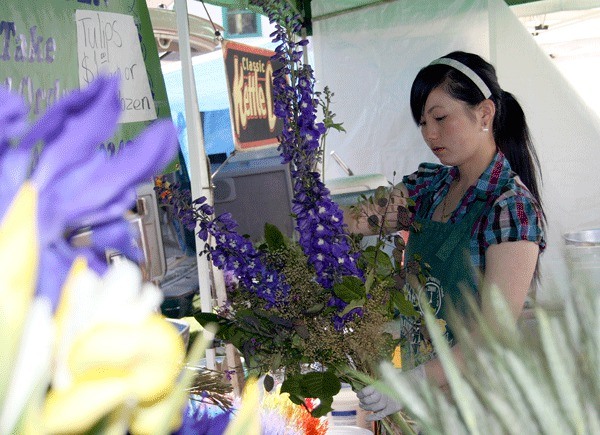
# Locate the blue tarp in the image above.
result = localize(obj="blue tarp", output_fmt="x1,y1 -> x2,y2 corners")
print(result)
163,43 -> 277,168
164,54 -> 235,169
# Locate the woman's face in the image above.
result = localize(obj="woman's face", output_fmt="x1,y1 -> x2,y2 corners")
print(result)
418,86 -> 483,168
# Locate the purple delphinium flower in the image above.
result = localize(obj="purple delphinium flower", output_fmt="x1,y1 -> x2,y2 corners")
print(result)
251,0 -> 363,326
155,182 -> 290,306
0,76 -> 179,309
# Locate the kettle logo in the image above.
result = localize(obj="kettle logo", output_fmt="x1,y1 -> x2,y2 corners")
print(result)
231,55 -> 278,133
223,40 -> 283,150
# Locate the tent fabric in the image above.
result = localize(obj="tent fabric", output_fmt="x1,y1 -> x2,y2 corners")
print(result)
192,0 -> 549,19
510,0 -> 600,14
312,0 -> 600,305
163,51 -> 233,170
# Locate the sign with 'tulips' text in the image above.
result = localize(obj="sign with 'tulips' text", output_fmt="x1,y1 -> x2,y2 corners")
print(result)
222,40 -> 282,151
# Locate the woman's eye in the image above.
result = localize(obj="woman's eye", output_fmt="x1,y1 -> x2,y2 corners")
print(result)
435,116 -> 446,122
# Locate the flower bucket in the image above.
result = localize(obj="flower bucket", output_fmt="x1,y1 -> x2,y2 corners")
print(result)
327,383 -> 370,430
326,426 -> 373,435
327,173 -> 388,207
563,228 -> 600,285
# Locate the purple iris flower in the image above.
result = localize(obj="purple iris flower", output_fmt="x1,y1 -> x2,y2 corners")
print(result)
0,87 -> 34,218
174,402 -> 233,435
0,76 -> 178,309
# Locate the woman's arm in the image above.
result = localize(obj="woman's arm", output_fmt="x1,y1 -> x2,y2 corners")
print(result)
480,240 -> 539,318
342,183 -> 411,235
421,239 -> 539,387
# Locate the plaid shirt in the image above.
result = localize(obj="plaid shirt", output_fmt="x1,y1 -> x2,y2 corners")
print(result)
402,151 -> 546,270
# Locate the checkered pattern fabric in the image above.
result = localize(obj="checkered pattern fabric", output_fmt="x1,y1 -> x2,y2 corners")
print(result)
402,151 -> 546,270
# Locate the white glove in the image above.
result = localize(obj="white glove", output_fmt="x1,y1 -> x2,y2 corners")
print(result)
356,365 -> 426,421
356,384 -> 402,421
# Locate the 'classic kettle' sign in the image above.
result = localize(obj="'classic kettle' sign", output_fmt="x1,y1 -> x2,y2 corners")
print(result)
222,40 -> 283,151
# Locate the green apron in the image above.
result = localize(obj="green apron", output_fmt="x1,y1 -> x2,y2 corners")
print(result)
404,198 -> 487,343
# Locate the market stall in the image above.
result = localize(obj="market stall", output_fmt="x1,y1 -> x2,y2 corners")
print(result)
2,0 -> 600,433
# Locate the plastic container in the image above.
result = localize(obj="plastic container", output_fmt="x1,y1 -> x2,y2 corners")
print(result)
563,228 -> 600,284
327,383 -> 370,430
326,426 -> 373,435
327,173 -> 388,206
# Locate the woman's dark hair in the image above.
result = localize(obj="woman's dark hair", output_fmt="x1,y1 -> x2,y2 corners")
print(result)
410,51 -> 545,219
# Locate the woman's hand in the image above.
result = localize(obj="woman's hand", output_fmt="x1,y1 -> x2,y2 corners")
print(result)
343,184 -> 411,235
357,365 -> 426,421
357,385 -> 402,422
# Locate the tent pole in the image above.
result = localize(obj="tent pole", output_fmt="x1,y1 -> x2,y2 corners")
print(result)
174,0 -> 216,370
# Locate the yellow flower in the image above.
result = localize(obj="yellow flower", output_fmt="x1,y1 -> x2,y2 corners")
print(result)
224,378 -> 261,435
43,261 -> 186,434
0,183 -> 45,435
0,183 -> 39,343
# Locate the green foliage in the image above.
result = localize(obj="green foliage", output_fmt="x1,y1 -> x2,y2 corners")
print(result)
379,272 -> 600,434
281,370 -> 342,417
263,222 -> 286,251
196,181 -> 428,427
332,276 -> 366,303
195,219 -> 407,418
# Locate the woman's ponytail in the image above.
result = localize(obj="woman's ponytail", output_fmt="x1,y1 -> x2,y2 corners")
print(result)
493,90 -> 544,211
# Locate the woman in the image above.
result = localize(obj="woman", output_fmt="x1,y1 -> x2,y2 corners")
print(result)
350,51 -> 546,421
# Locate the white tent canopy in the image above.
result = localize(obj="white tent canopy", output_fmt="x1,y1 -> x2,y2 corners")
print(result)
311,0 -> 600,305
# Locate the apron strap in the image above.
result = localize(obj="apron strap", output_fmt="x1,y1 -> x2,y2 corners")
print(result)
436,200 -> 487,262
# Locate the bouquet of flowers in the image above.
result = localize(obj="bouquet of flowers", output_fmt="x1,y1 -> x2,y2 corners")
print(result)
156,1 -> 430,431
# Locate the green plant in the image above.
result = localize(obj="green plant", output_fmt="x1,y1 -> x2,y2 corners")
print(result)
377,269 -> 600,434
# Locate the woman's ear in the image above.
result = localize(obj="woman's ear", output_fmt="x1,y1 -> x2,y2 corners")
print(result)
479,99 -> 496,129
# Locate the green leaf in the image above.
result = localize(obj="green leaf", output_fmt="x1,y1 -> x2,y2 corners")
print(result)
264,222 -> 286,250
264,374 -> 275,392
361,246 -> 394,276
377,197 -> 388,207
270,354 -> 283,373
333,276 -> 366,303
367,214 -> 379,228
293,321 -> 310,339
394,236 -> 406,249
339,298 -> 366,317
303,371 -> 341,398
304,302 -> 325,315
364,269 -> 375,293
281,370 -> 342,415
281,376 -> 304,405
311,396 -> 334,417
374,186 -> 388,202
392,291 -> 419,317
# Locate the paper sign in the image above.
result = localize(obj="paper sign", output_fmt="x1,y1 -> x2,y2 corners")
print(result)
75,10 -> 156,123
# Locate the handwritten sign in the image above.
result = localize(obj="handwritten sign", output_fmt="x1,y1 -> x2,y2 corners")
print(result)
222,40 -> 282,151
76,10 -> 156,123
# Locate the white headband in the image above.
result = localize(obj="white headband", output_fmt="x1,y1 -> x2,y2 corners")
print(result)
429,57 -> 492,99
